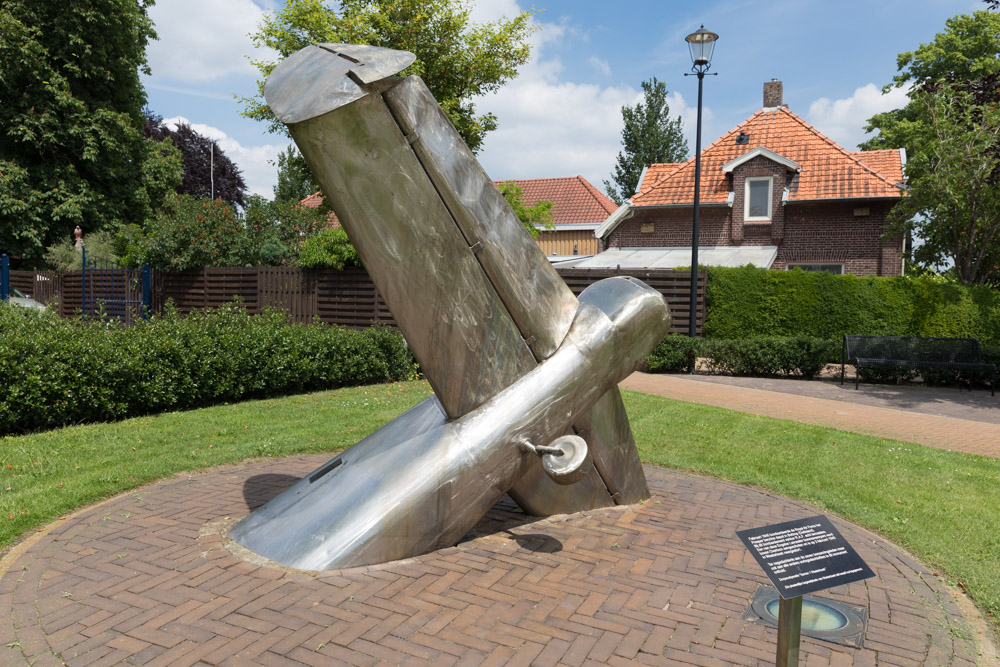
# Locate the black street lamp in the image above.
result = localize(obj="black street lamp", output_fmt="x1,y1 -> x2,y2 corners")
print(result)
684,25 -> 718,358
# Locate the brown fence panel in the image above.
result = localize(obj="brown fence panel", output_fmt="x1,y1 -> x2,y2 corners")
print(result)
9,270 -> 60,305
556,268 -> 705,336
259,266 -> 316,323
59,272 -> 83,316
159,268 -> 259,314
314,267 -> 397,329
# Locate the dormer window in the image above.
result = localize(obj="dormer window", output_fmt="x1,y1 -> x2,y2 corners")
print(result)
746,176 -> 772,221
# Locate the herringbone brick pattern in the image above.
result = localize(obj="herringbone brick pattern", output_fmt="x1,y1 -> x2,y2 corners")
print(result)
0,457 -> 976,665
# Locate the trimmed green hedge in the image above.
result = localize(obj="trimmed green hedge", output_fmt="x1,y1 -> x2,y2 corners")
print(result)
0,302 -> 415,436
646,335 -> 837,379
704,266 -> 1000,346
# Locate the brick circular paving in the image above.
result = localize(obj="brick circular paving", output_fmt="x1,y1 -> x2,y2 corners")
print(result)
0,456 -> 977,666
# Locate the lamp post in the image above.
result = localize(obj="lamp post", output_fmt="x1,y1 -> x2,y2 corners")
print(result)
684,25 -> 718,357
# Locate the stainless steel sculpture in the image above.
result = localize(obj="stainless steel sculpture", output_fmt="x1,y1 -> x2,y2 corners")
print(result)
229,43 -> 671,571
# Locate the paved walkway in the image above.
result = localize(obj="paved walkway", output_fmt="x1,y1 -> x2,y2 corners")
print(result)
0,456 -> 980,666
621,372 -> 1000,458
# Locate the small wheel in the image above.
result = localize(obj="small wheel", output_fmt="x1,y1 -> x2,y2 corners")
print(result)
541,435 -> 592,485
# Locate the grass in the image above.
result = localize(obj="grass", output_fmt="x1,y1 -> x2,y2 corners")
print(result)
1,380 -> 998,636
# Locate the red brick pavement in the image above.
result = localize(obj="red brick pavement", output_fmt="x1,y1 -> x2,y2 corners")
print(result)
0,456 -> 977,665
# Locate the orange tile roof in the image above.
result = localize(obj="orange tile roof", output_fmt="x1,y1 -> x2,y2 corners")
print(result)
851,149 -> 905,183
300,191 -> 340,228
632,107 -> 904,207
496,176 -> 618,225
301,175 -> 615,228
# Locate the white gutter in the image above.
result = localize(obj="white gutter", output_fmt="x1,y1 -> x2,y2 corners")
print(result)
594,203 -> 635,239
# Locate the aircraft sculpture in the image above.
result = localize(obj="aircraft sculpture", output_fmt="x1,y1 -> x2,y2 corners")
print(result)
230,44 -> 671,571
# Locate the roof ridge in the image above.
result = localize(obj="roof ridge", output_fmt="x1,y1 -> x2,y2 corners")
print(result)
779,107 -> 902,188
576,175 -> 618,215
634,110 -> 769,200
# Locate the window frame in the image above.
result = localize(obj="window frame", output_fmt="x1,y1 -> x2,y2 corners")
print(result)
744,176 -> 773,222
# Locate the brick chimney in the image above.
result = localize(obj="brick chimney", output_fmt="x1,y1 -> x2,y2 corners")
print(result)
763,79 -> 783,108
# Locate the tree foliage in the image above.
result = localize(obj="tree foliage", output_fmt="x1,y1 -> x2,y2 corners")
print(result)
886,85 -> 1000,286
240,0 -> 536,153
0,0 -> 167,267
298,228 -> 362,270
603,77 -> 688,206
861,11 -> 1000,157
273,145 -> 320,203
862,11 -> 1000,285
116,194 -> 328,270
497,181 -> 553,239
143,113 -> 248,208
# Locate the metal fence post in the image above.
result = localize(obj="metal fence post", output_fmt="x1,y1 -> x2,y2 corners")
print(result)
1,254 -> 8,301
141,264 -> 151,319
81,244 -> 87,316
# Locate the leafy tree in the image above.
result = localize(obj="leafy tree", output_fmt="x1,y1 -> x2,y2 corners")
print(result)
885,85 -> 1000,286
603,77 -> 688,206
144,113 -> 248,208
44,231 -> 119,272
299,228 -> 362,270
0,0 -> 165,267
861,11 -> 1000,157
273,145 -> 320,203
497,182 -> 554,239
862,11 -> 1000,285
117,194 -> 327,270
240,0 -> 536,154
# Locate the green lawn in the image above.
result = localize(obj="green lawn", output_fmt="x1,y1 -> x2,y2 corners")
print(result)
2,380 -> 998,638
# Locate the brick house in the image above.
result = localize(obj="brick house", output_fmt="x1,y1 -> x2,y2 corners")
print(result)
593,80 -> 906,276
301,175 -> 616,258
500,176 -> 616,257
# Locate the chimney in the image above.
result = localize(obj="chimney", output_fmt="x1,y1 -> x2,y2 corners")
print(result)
763,79 -> 783,108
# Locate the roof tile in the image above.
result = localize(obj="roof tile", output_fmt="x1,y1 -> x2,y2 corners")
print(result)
633,108 -> 904,206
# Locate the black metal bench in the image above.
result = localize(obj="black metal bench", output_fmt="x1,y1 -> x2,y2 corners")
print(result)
842,335 -> 995,395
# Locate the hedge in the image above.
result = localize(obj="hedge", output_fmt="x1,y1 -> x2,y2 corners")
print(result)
0,302 -> 415,436
704,266 -> 1000,346
646,335 -> 837,379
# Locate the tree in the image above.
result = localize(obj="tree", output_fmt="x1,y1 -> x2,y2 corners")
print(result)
240,0 -> 536,154
299,228 -> 361,270
144,113 -> 248,208
862,11 -> 1000,285
603,78 -> 688,206
273,145 -> 320,203
117,194 -> 327,270
885,85 -> 1000,286
0,0 -> 167,267
861,11 -> 1000,157
497,182 -> 553,239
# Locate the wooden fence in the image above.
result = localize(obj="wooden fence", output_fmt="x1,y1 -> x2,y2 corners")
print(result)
10,265 -> 703,335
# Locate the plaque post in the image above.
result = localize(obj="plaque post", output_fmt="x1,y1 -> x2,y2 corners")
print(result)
775,595 -> 802,667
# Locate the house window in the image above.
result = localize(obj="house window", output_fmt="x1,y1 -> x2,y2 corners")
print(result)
745,177 -> 772,221
787,263 -> 844,275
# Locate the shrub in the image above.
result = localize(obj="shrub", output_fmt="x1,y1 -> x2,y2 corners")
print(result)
0,301 -> 414,436
298,228 -> 361,270
646,335 -> 702,373
704,266 -> 1000,345
697,337 -> 838,378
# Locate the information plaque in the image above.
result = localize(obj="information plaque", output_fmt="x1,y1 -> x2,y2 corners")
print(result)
737,515 -> 875,599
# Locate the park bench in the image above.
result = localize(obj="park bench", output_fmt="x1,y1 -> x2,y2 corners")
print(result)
841,335 -> 996,395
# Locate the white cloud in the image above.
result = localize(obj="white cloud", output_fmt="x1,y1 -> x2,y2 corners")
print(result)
588,56 -> 611,77
475,9 -> 711,191
163,116 -> 286,198
806,83 -> 911,151
147,0 -> 274,82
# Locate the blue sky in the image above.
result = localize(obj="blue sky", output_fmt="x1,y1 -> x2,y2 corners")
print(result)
142,0 -> 982,199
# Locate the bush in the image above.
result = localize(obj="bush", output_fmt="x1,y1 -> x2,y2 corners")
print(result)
705,266 -> 1000,346
0,301 -> 414,436
646,335 -> 702,373
298,228 -> 361,270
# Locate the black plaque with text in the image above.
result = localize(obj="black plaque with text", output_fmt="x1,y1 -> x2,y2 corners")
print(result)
737,515 -> 875,599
